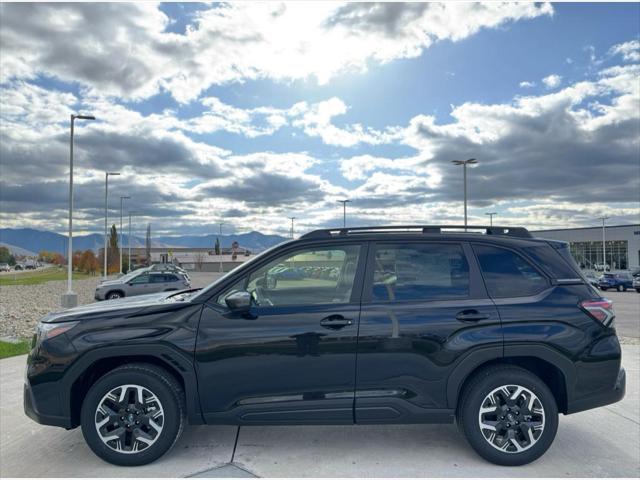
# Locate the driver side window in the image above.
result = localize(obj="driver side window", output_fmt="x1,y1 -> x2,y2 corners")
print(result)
217,245 -> 361,307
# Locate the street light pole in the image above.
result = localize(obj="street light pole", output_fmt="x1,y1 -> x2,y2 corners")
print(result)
104,171 -> 120,279
218,222 -> 224,273
485,212 -> 497,226
288,217 -> 296,239
599,216 -> 610,271
451,159 -> 477,229
338,199 -> 351,228
119,196 -> 130,274
128,211 -> 137,273
62,113 -> 95,308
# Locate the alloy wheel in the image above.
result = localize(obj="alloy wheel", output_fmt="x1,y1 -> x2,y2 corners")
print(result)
478,384 -> 545,453
94,384 -> 164,454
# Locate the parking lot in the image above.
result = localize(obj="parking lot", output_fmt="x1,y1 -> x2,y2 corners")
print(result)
1,345 -> 637,477
1,271 -> 638,477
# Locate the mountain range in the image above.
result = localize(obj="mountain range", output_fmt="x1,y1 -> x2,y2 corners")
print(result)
0,228 -> 289,256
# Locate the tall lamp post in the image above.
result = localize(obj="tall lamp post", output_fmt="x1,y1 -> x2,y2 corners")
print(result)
119,196 -> 130,274
485,212 -> 497,226
288,217 -> 296,239
338,199 -> 351,228
128,211 -> 138,272
103,171 -> 120,279
62,113 -> 95,308
218,222 -> 224,273
451,158 -> 477,229
599,216 -> 610,271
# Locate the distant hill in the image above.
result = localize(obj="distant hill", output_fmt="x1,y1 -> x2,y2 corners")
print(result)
0,241 -> 37,258
0,228 -> 288,255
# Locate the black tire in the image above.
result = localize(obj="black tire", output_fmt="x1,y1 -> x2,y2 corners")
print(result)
106,291 -> 124,300
458,365 -> 558,466
80,363 -> 186,466
616,285 -> 625,292
636,289 -> 640,293
600,287 -> 607,291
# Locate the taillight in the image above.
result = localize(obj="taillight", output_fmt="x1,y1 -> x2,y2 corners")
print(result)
580,299 -> 615,326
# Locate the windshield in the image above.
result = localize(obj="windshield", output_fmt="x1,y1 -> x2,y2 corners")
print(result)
189,241 -> 290,302
119,270 -> 144,282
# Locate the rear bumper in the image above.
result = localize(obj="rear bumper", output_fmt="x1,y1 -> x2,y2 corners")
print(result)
567,367 -> 626,414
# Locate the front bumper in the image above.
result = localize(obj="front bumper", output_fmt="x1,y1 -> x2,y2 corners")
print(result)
24,381 -> 72,429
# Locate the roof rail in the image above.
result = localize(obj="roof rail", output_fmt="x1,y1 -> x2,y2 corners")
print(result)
300,225 -> 532,239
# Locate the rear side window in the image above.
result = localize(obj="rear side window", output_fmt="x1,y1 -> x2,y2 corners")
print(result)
474,245 -> 548,298
371,243 -> 469,302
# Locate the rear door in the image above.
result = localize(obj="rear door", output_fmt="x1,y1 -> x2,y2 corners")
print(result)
355,241 -> 501,423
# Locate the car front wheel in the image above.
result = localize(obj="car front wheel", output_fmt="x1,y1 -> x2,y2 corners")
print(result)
80,363 -> 186,466
458,365 -> 558,466
106,291 -> 124,300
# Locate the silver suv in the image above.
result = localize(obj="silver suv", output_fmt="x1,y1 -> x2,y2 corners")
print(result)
95,270 -> 190,300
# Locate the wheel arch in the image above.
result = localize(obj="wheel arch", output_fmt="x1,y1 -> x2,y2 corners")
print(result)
64,345 -> 204,428
447,345 -> 575,414
105,289 -> 125,298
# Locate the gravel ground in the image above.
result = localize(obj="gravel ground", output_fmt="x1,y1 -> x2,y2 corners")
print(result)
0,276 -> 102,339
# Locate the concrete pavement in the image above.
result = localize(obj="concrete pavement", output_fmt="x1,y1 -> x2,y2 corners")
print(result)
1,346 -> 638,477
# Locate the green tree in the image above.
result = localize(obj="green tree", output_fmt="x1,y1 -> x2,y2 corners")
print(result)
107,224 -> 120,273
214,237 -> 221,255
0,246 -> 16,265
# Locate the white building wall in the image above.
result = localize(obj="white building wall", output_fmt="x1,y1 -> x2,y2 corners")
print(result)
532,224 -> 640,270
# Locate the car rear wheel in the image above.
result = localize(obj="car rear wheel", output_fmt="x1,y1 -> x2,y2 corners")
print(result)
80,363 -> 185,466
458,365 -> 558,466
617,285 -> 625,292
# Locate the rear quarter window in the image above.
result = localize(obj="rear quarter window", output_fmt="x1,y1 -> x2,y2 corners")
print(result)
523,243 -> 581,279
473,244 -> 549,298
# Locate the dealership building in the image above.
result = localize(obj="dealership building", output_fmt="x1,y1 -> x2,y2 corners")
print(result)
532,224 -> 640,271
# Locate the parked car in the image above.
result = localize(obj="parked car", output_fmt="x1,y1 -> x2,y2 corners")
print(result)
25,225 -> 624,467
0,262 -> 11,272
94,270 -> 191,300
633,275 -> 640,293
597,272 -> 634,292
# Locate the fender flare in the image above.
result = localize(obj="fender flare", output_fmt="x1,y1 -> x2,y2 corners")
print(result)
446,343 -> 575,409
60,344 -> 204,425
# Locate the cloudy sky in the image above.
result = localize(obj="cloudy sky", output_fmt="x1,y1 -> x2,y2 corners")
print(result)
0,2 -> 639,238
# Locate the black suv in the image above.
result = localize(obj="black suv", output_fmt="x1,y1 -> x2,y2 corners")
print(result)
24,226 -> 625,467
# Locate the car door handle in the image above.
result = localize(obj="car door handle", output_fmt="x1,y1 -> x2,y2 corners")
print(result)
320,315 -> 353,330
456,310 -> 490,322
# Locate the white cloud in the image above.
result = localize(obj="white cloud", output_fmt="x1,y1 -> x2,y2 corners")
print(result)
609,39 -> 640,62
291,98 -> 395,147
542,74 -> 562,89
519,81 -> 536,88
0,2 -> 554,102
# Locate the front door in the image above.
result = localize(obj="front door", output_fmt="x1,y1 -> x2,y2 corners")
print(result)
127,272 -> 152,295
195,242 -> 366,424
355,241 -> 501,423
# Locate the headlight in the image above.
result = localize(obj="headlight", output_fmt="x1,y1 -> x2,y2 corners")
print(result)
36,321 -> 79,341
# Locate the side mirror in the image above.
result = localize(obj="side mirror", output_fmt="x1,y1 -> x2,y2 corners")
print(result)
225,290 -> 252,313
